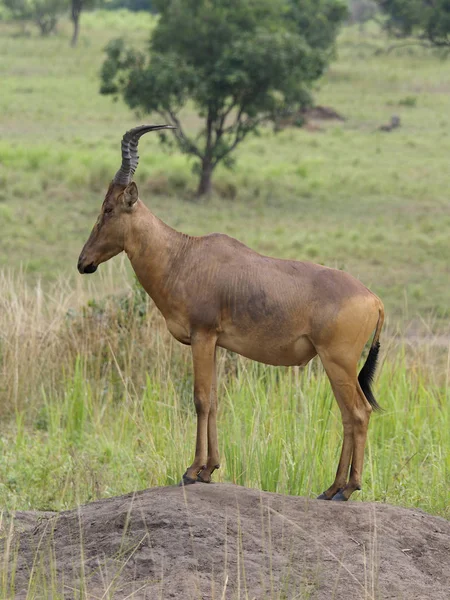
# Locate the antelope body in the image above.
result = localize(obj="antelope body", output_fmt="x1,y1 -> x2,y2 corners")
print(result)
78,125 -> 384,501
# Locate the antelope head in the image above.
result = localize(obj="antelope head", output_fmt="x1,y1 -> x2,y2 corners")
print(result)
77,124 -> 174,274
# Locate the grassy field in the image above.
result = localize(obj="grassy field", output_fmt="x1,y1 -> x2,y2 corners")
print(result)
0,14 -> 449,325
0,270 -> 448,520
0,11 -> 449,525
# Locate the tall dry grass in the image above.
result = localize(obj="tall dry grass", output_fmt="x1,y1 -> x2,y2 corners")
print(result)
0,266 -> 448,516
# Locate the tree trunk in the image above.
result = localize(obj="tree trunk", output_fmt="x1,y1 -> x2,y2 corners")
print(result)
71,0 -> 82,47
196,158 -> 214,197
71,13 -> 80,46
37,17 -> 57,36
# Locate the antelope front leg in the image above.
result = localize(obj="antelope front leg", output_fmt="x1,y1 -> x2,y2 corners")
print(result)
181,331 -> 217,485
197,350 -> 220,483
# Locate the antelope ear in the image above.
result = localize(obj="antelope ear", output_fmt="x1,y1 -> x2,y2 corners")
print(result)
123,182 -> 139,209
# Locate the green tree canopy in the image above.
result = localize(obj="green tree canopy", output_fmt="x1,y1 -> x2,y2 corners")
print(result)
101,0 -> 347,195
377,0 -> 450,46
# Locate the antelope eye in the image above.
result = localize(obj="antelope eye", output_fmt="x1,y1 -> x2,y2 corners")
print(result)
104,206 -> 113,214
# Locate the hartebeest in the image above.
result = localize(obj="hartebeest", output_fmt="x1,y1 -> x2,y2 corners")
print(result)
78,125 -> 384,501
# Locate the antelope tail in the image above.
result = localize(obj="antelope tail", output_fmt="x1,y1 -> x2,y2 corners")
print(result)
358,305 -> 384,411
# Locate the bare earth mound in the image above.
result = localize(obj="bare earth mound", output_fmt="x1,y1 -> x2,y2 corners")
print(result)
4,484 -> 450,599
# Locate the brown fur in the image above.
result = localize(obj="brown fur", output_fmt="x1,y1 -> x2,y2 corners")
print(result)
78,180 -> 384,500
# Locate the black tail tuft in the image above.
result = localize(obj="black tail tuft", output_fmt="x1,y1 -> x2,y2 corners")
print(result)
358,341 -> 382,411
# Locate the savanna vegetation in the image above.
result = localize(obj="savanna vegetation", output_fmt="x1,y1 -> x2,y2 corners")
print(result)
1,269 -> 448,519
377,0 -> 450,47
100,0 -> 347,195
0,7 -> 449,526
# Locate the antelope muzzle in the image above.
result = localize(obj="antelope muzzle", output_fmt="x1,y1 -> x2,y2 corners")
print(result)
77,256 -> 97,274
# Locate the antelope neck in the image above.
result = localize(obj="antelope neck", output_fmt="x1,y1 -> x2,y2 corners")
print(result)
124,200 -> 188,306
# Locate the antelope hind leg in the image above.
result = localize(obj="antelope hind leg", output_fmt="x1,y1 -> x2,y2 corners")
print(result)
317,354 -> 371,501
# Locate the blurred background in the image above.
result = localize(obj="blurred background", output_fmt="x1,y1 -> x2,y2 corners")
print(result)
0,0 -> 448,517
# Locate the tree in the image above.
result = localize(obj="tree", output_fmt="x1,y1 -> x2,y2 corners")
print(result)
100,0 -> 347,196
1,0 -> 30,30
2,0 -> 66,35
376,0 -> 450,46
348,0 -> 379,29
71,0 -> 96,47
71,0 -> 82,46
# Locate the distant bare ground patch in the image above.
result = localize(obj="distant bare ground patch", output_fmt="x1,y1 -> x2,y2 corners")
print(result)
3,485 -> 449,599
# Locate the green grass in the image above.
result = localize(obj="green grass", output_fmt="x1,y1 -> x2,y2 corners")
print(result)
0,15 -> 449,325
2,355 -> 449,518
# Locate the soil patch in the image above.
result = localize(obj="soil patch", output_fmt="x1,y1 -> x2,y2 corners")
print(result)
275,105 -> 346,131
302,105 -> 346,121
3,484 -> 450,599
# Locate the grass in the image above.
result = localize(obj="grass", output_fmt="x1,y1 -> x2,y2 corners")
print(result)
0,270 -> 448,519
0,14 -> 449,326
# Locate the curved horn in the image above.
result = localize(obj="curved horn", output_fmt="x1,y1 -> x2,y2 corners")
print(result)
113,124 -> 175,186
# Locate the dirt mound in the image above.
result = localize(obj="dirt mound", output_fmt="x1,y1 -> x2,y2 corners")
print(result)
4,484 -> 450,599
275,105 -> 346,130
302,105 -> 346,121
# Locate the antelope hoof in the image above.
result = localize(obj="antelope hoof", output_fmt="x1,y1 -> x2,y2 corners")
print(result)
179,471 -> 198,486
331,490 -> 348,502
316,492 -> 332,500
197,464 -> 220,483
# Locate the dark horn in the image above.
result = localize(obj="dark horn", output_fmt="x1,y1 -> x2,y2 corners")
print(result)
113,124 -> 175,186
